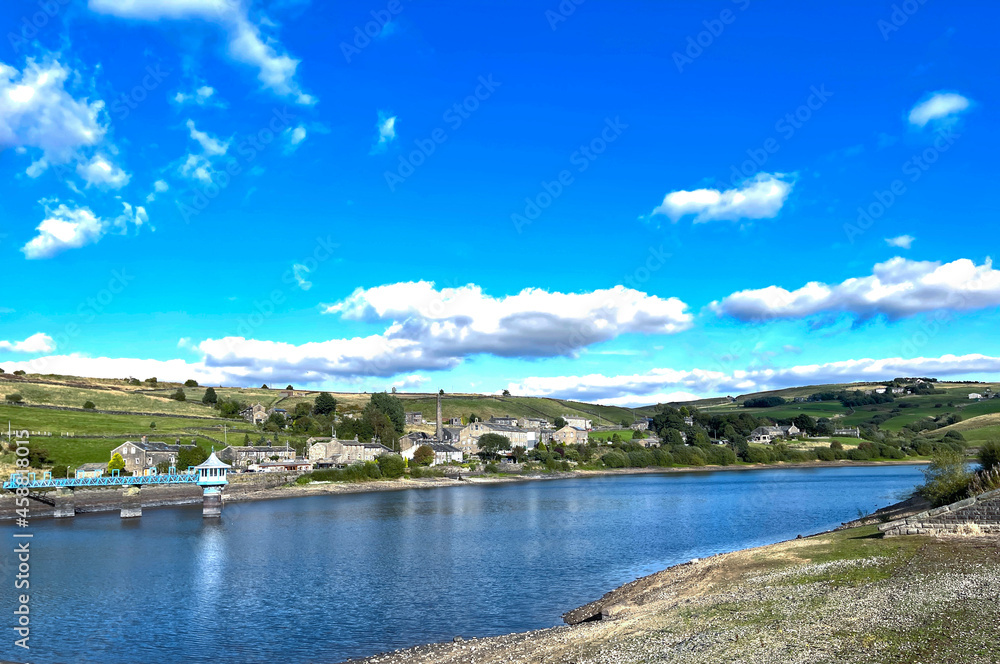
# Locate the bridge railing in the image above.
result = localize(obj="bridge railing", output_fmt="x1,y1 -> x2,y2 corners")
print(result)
3,471 -> 199,490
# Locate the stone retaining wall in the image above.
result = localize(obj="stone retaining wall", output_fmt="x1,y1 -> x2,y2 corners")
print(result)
879,488 -> 1000,536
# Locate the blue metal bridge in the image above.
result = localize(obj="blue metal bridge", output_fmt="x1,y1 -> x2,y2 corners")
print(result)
3,469 -> 199,490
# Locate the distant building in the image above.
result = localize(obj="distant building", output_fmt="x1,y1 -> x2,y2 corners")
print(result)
748,425 -> 801,444
446,417 -> 463,426
832,427 -> 861,438
250,460 -> 313,473
110,436 -> 196,474
488,416 -> 519,427
563,415 -> 592,430
969,393 -> 984,401
457,422 -> 538,455
219,444 -> 295,470
552,425 -> 588,446
405,412 -> 424,425
518,417 -> 552,430
683,416 -> 694,426
400,441 -> 463,466
240,403 -> 268,425
307,438 -> 393,466
631,419 -> 650,431
75,463 -> 106,479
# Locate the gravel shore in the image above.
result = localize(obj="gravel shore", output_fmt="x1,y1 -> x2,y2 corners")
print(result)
338,525 -> 1000,664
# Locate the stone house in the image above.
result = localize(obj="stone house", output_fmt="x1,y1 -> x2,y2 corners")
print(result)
75,463 -> 106,479
401,441 -> 463,465
552,425 -> 588,446
405,412 -> 424,425
518,417 -> 552,430
240,402 -> 268,425
563,415 -> 592,430
307,438 -> 393,466
219,444 -> 295,470
250,460 -> 313,473
748,425 -> 801,444
630,419 -> 650,431
446,417 -> 463,426
488,416 -> 519,427
458,422 -> 538,455
110,437 -> 196,474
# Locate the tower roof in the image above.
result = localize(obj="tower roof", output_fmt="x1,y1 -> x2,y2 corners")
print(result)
195,451 -> 231,470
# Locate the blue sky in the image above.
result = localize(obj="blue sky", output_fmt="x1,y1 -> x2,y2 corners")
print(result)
1,0 -> 998,404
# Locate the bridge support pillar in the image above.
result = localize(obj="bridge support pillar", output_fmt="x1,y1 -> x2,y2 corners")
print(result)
202,486 -> 222,518
121,485 -> 142,518
53,487 -> 75,518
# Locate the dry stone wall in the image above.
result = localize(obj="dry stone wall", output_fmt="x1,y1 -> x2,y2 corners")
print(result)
880,488 -> 1000,537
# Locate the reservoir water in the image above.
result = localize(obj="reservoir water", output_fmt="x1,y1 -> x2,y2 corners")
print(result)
3,464 -> 925,664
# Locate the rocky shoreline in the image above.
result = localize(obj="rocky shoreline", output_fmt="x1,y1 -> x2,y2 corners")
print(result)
337,515 -> 1000,664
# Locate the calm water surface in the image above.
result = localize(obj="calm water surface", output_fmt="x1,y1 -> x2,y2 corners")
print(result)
3,465 -> 924,664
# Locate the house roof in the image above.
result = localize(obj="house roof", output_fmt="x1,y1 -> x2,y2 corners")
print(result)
121,440 -> 194,453
77,462 -> 106,471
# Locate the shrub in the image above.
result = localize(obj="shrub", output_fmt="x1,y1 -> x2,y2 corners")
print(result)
83,400 -> 96,410
601,450 -> 629,468
979,440 -> 1000,472
184,379 -> 199,387
918,450 -> 972,507
671,446 -> 706,466
413,445 -> 435,466
848,448 -> 871,461
170,389 -> 186,401
484,463 -> 501,474
6,393 -> 23,404
816,447 -> 836,461
745,447 -> 772,464
652,448 -> 674,467
51,465 -> 69,479
627,449 -> 655,468
705,446 -> 737,466
830,440 -> 843,451
377,454 -> 405,479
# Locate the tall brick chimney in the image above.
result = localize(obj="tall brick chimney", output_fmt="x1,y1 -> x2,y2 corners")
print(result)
436,391 -> 443,442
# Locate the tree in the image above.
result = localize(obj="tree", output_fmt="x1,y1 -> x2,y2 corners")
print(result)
377,454 -> 406,479
177,446 -> 209,470
51,465 -> 69,479
6,393 -> 23,404
13,370 -> 26,376
184,379 -> 199,387
554,416 -> 567,429
477,433 -> 511,461
155,460 -> 173,474
149,421 -> 156,429
979,440 -> 1000,472
170,389 -> 186,401
83,400 -> 96,410
286,384 -> 294,390
413,445 -> 435,466
439,389 -> 444,395
244,433 -> 251,444
261,384 -> 269,389
469,412 -> 480,423
502,389 -> 511,396
364,407 -> 399,450
313,392 -> 337,416
145,377 -> 157,385
265,412 -> 287,432
369,392 -> 405,434
202,387 -> 218,405
108,453 -> 127,474
918,450 -> 973,506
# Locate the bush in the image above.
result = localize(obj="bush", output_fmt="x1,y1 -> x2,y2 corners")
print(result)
652,448 -> 674,467
918,450 -> 972,507
816,447 -> 836,461
51,465 -> 69,479
745,447 -> 772,464
377,454 -> 405,479
484,463 -> 501,474
671,446 -> 706,466
704,446 -> 737,466
184,379 -> 199,387
170,389 -> 186,401
601,450 -> 629,468
83,400 -> 96,410
848,448 -> 871,461
627,449 -> 655,468
979,441 -> 1000,472
830,440 -> 843,451
413,445 -> 435,466
6,393 -> 23,404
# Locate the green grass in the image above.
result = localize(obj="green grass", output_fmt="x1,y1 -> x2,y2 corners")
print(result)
0,404 -> 241,436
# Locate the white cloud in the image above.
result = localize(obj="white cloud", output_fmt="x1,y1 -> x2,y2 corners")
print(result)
507,353 -> 1000,406
21,200 -> 148,259
171,282 -> 694,382
713,257 -> 1000,322
0,333 -> 55,354
76,153 -> 130,188
185,119 -> 228,155
174,85 -> 218,106
885,234 -> 915,249
370,112 -> 396,153
0,57 -> 127,183
651,173 -> 793,223
283,124 -> 306,153
908,92 -> 971,128
292,263 -> 312,290
89,0 -> 314,104
179,120 -> 228,182
146,178 -> 169,202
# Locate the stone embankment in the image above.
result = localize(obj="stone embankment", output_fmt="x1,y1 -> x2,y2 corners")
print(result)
880,487 -> 1000,536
